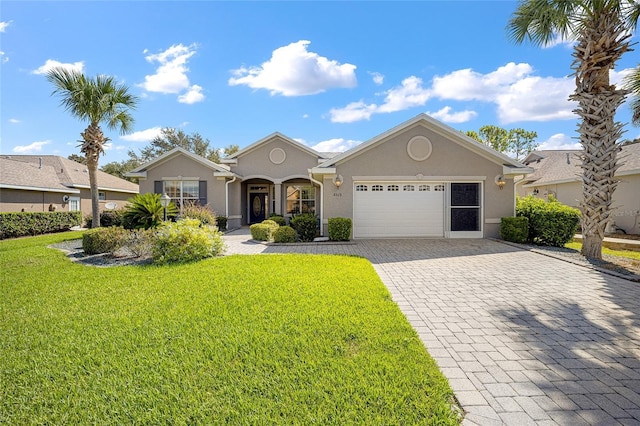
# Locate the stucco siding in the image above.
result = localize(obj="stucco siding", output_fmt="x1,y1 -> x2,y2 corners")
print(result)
323,124 -> 514,238
611,174 -> 640,234
231,137 -> 319,179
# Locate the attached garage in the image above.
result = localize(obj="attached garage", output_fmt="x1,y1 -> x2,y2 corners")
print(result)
353,181 -> 445,238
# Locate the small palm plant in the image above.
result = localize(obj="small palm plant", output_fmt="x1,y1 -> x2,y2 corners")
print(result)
124,193 -> 178,230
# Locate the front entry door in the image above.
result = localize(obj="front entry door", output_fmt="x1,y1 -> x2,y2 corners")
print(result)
249,193 -> 267,223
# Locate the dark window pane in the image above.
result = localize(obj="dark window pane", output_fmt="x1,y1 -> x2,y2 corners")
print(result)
451,208 -> 480,231
451,183 -> 479,206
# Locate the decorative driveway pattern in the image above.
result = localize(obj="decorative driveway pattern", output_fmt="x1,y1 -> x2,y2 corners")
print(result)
223,229 -> 640,425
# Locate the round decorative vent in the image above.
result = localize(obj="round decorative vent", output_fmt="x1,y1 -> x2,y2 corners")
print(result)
406,136 -> 432,162
269,148 -> 286,164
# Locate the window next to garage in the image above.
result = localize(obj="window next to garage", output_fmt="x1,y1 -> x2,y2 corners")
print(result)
286,185 -> 315,215
450,183 -> 480,232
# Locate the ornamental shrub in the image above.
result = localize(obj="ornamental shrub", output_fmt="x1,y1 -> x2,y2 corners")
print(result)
152,218 -> 225,264
181,204 -> 217,226
124,228 -> 156,258
500,217 -> 529,243
82,226 -> 128,255
516,196 -> 581,247
85,209 -> 126,228
124,193 -> 178,230
268,214 -> 287,226
216,216 -> 228,231
290,213 -> 318,242
273,225 -> 296,243
250,220 -> 279,241
0,211 -> 82,239
328,217 -> 352,241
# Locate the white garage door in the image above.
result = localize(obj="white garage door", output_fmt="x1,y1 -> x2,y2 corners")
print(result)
353,182 -> 445,238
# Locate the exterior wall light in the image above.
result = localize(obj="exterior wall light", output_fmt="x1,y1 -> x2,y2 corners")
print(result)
495,175 -> 506,190
334,174 -> 343,189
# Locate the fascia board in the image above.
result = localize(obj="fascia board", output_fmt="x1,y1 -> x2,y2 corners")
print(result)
0,184 -> 81,193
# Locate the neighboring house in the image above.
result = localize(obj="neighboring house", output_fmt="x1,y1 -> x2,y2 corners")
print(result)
516,143 -> 640,234
0,155 -> 139,216
127,114 -> 532,238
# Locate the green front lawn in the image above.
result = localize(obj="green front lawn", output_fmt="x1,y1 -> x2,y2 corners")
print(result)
0,232 -> 459,424
565,241 -> 640,261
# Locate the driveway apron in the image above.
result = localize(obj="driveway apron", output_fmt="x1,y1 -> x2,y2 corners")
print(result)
223,229 -> 640,425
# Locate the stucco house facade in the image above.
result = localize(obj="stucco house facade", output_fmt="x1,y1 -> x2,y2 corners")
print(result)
516,143 -> 640,235
0,155 -> 139,216
128,114 -> 532,238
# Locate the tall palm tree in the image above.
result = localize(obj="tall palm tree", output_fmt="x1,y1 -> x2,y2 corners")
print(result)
47,68 -> 138,228
625,65 -> 640,125
508,0 -> 639,259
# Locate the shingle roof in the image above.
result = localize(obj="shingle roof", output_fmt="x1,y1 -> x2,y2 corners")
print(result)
1,155 -> 139,193
0,157 -> 77,192
522,143 -> 640,186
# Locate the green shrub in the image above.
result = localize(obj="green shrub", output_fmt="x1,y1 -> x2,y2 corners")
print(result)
216,216 -> 228,231
273,226 -> 297,243
328,217 -> 352,241
500,217 -> 529,243
152,219 -> 225,264
85,209 -> 126,228
290,214 -> 318,242
0,211 -> 82,239
268,214 -> 287,226
82,226 -> 128,255
123,193 -> 178,230
181,204 -> 217,226
250,220 -> 279,241
516,196 -> 581,247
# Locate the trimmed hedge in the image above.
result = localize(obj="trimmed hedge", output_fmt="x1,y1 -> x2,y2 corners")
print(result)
250,220 -> 279,241
85,209 -> 126,228
0,211 -> 82,239
268,214 -> 287,226
82,226 -> 128,255
216,216 -> 228,231
500,217 -> 529,243
273,226 -> 296,243
516,196 -> 581,247
290,214 -> 318,242
328,217 -> 352,241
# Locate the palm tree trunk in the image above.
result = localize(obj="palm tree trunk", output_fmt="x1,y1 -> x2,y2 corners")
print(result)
80,124 -> 107,228
570,10 -> 630,259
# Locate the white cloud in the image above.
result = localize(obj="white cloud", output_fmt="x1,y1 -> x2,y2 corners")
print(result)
369,71 -> 384,85
120,127 -> 163,142
140,43 -> 204,103
311,138 -> 361,152
13,140 -> 50,153
427,106 -> 477,123
32,59 -> 85,75
537,133 -> 581,150
302,114 -> 309,119
611,67 -> 634,86
0,51 -> 8,64
329,76 -> 430,123
0,21 -> 11,32
229,40 -> 357,96
178,84 -> 205,104
8,118 -> 21,124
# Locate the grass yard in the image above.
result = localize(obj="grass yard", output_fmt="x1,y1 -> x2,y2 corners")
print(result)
565,241 -> 640,261
0,232 -> 459,425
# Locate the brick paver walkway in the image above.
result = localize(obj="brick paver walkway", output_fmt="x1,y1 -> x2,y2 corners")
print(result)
223,228 -> 640,425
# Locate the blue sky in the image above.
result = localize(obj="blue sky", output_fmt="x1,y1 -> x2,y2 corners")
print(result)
1,1 -> 638,164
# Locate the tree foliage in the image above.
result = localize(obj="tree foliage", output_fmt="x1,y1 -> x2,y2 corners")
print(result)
624,65 -> 640,126
101,159 -> 140,183
465,125 -> 538,159
68,154 -> 86,165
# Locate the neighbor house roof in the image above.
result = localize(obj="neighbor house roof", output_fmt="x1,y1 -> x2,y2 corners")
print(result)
0,157 -> 79,193
521,143 -> 640,187
2,155 -> 139,193
315,113 -> 532,175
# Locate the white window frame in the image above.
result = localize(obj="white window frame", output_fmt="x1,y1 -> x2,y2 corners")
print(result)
164,180 -> 199,212
286,185 -> 316,215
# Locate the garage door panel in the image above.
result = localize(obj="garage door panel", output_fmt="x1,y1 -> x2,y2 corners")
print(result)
354,182 -> 444,238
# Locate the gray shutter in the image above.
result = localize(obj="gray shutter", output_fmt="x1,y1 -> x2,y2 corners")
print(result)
198,181 -> 207,206
154,181 -> 163,194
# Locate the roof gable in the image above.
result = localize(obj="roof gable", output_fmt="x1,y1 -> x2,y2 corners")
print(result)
318,113 -> 529,171
224,132 -> 326,163
127,147 -> 230,175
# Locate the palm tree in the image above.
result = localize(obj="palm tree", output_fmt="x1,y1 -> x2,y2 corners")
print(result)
508,0 -> 640,259
625,65 -> 640,125
47,68 -> 138,228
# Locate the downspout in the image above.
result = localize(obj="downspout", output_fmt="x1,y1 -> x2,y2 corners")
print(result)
225,176 -> 237,219
308,171 -> 324,236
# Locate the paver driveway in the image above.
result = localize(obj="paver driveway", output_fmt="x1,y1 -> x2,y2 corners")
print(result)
223,229 -> 640,425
